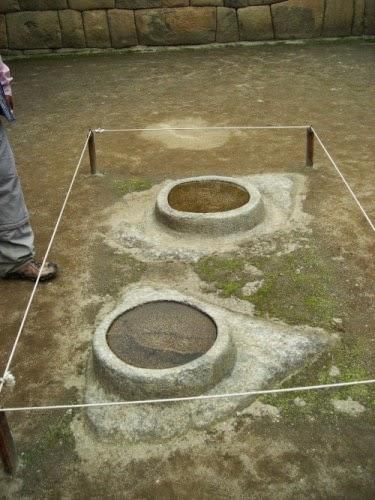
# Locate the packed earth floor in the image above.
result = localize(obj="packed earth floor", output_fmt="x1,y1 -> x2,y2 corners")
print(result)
0,40 -> 374,498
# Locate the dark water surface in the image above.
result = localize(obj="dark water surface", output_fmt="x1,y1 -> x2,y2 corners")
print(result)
107,300 -> 217,369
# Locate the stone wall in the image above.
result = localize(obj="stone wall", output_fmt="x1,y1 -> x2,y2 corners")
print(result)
0,1 -> 374,55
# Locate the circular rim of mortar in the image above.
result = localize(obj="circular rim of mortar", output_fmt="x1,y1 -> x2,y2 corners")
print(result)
155,175 -> 264,235
92,293 -> 236,400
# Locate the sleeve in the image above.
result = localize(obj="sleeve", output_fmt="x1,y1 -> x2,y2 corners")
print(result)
0,56 -> 13,96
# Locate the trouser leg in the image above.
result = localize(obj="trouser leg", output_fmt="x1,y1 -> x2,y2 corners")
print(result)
0,223 -> 34,277
0,122 -> 35,277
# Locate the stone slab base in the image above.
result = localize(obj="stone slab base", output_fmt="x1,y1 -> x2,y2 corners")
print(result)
85,285 -> 335,441
104,171 -> 310,263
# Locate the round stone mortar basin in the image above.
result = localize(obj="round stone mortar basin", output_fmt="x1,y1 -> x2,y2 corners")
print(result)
92,296 -> 236,400
155,175 -> 264,235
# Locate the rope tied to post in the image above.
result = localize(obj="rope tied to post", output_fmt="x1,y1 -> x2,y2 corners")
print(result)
0,372 -> 15,391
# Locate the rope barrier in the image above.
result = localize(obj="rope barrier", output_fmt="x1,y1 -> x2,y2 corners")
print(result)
94,125 -> 309,133
0,134 -> 90,395
312,127 -> 375,232
2,379 -> 374,413
1,124 -> 373,415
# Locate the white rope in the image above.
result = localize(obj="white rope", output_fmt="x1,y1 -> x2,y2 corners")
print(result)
312,127 -> 375,232
0,134 -> 90,395
1,379 -> 374,413
1,125 -> 373,412
94,125 -> 309,133
0,372 -> 15,390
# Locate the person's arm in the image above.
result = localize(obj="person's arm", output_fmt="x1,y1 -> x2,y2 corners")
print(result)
0,56 -> 14,109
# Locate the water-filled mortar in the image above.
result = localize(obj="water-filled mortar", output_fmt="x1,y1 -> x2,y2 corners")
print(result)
86,285 -> 333,440
155,175 -> 264,235
92,298 -> 236,400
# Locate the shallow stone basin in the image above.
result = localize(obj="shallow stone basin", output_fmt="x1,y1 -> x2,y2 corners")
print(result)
155,175 -> 265,235
92,292 -> 236,401
106,300 -> 217,369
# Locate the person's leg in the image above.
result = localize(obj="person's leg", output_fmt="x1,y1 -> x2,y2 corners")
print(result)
0,122 -> 30,227
0,223 -> 34,277
0,122 -> 57,281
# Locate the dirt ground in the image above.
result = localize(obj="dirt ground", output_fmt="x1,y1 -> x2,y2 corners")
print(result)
0,40 -> 374,498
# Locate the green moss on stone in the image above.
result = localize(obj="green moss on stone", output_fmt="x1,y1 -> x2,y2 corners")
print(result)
194,241 -> 372,423
260,339 -> 374,421
21,413 -> 75,468
194,256 -> 248,298
246,247 -> 341,329
194,246 -> 341,328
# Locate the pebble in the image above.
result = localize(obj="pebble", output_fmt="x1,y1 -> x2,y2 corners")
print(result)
329,365 -> 341,377
332,255 -> 345,262
331,397 -> 366,416
241,280 -> 264,296
243,264 -> 263,278
239,401 -> 281,422
332,317 -> 344,331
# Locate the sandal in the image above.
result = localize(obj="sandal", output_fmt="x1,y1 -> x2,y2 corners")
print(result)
5,259 -> 58,282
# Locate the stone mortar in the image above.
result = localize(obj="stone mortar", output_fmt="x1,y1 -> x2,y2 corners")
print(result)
92,289 -> 236,400
155,175 -> 265,235
85,284 -> 336,441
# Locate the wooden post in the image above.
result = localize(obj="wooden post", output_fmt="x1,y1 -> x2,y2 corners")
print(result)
88,130 -> 97,175
0,411 -> 17,475
306,126 -> 314,167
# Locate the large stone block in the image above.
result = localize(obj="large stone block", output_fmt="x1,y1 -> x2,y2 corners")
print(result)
238,6 -> 273,40
163,1 -> 189,6
108,9 -> 138,47
68,0 -> 114,10
59,9 -> 85,47
224,1 -> 247,6
272,0 -> 324,39
116,0 -> 161,8
135,7 -> 216,46
224,0 -> 287,6
83,10 -> 111,47
7,11 -> 62,49
217,7 -> 239,42
365,0 -> 375,35
352,0 -> 365,35
191,0 -> 223,6
0,15 -> 7,48
18,0 -> 68,10
0,1 -> 20,14
247,0 -> 287,3
322,0 -> 353,37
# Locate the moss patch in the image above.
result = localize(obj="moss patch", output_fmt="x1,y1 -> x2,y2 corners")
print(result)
89,241 -> 146,300
194,256 -> 248,298
195,246 -> 344,329
113,178 -> 153,197
246,246 -> 342,329
20,412 -> 78,496
260,339 -> 374,422
194,245 -> 373,424
21,413 -> 75,468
